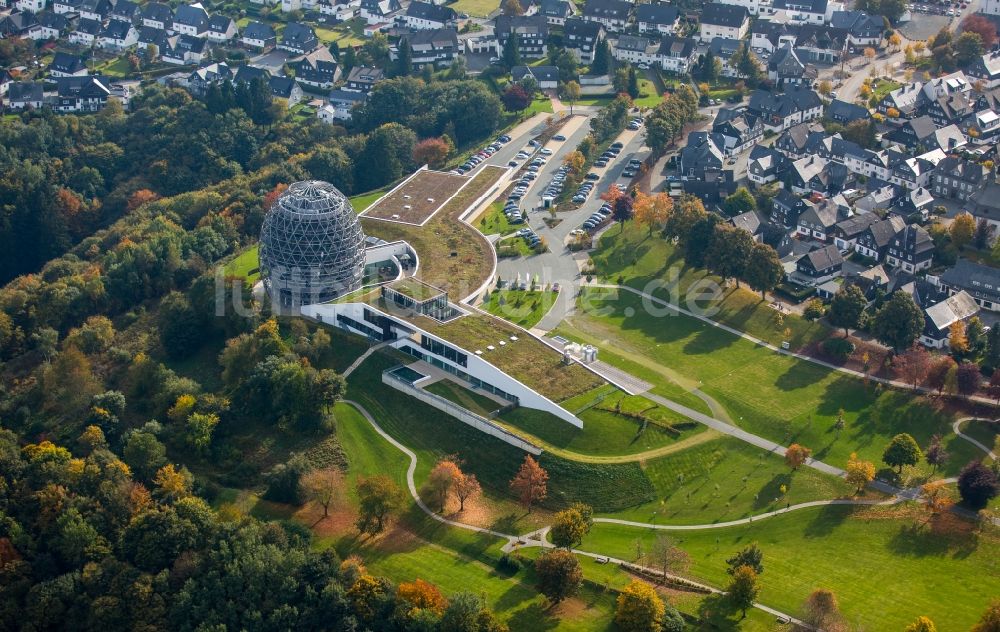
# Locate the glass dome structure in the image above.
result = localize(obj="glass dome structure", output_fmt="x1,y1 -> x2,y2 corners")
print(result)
259,180 -> 366,306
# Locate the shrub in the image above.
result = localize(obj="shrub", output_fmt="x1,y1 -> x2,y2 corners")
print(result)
497,552 -> 523,574
822,337 -> 855,361
803,299 -> 825,320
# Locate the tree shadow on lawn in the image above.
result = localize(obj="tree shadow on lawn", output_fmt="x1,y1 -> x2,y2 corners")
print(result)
774,357 -> 832,392
752,472 -> 792,511
887,518 -> 980,559
802,503 -> 855,538
696,593 -> 751,630
503,601 -> 563,631
681,323 -> 738,357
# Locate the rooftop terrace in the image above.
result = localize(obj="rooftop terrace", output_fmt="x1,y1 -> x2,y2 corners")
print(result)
361,169 -> 471,225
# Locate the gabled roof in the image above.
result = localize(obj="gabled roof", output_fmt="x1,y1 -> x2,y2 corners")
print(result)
680,131 -> 725,169
346,65 -> 384,83
925,290 -> 979,332
406,0 -> 455,22
540,0 -> 572,17
749,86 -> 822,118
55,75 -> 111,98
79,0 -> 111,16
583,0 -> 632,20
891,224 -> 934,256
773,0 -> 827,13
494,14 -> 549,36
189,61 -> 232,83
564,16 -> 602,38
615,34 -> 654,52
512,64 -> 559,83
940,259 -> 1000,296
730,210 -> 762,235
141,1 -> 173,22
827,98 -> 870,122
242,21 -> 275,40
281,22 -> 317,47
935,155 -> 988,184
401,27 -> 459,48
234,64 -> 270,84
834,211 -> 880,239
74,17 -> 103,35
173,3 -> 209,29
748,144 -> 788,173
39,12 -> 71,30
100,19 -> 134,39
8,81 -> 44,102
801,244 -> 844,271
636,2 -> 678,25
657,34 -> 695,58
708,36 -> 741,57
50,51 -> 86,74
329,87 -> 367,105
700,2 -> 748,27
268,75 -> 297,98
768,43 -> 804,74
1,12 -> 39,35
863,215 -> 906,248
110,0 -> 139,18
208,14 -> 234,32
138,25 -> 169,46
798,193 -> 838,225
830,9 -> 882,34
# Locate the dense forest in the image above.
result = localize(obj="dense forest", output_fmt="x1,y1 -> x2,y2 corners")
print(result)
0,75 -> 510,630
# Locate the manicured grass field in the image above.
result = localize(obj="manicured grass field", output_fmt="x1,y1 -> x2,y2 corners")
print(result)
224,244 -> 260,285
450,0 -> 499,17
575,79 -> 662,109
476,201 -> 520,236
484,289 -> 556,328
557,287 -> 979,478
579,504 -> 1000,630
425,378 -> 503,417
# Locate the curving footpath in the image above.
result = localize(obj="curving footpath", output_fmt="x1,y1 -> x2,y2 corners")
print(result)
954,417 -> 998,460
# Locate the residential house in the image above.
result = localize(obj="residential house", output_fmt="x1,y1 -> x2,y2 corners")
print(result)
49,51 -> 88,77
0,71 -> 12,98
138,26 -> 169,57
772,0 -> 832,24
34,12 -> 74,40
323,87 -> 366,120
581,0 -> 631,32
932,156 -> 989,202
107,0 -> 138,22
241,21 -> 276,50
716,0 -> 766,15
395,28 -> 460,67
68,16 -> 102,46
967,109 -> 1000,146
494,14 -> 549,59
747,144 -> 789,185
877,81 -> 922,118
775,120 -> 825,157
318,0 -> 359,21
636,2 -> 678,34
747,86 -> 823,131
854,215 -> 905,260
206,14 -> 236,42
831,211 -> 880,252
968,50 -> 1000,89
53,75 -> 112,112
970,184 -> 1000,231
826,98 -> 870,124
678,131 -> 725,179
883,115 -> 937,150
795,195 -> 841,240
540,0 -> 573,25
921,290 -> 979,348
292,47 -> 339,88
233,63 -> 270,87
939,259 -> 1000,311
829,9 -> 882,48
712,107 -> 763,155
771,188 -> 809,226
186,61 -> 233,94
99,19 -> 138,51
15,0 -> 45,10
268,75 -> 302,106
345,65 -> 384,92
699,3 -> 749,42
512,64 -> 559,89
360,0 -> 401,24
6,81 -> 44,109
613,34 -> 658,66
401,1 -> 455,30
657,35 -> 696,73
766,43 -> 812,87
750,18 -> 798,54
795,244 -> 844,283
78,0 -> 111,21
889,186 -> 934,221
730,210 -> 764,241
140,2 -> 172,30
708,37 -> 744,78
279,22 -> 318,54
853,184 -> 895,215
172,3 -> 209,37
52,0 -> 83,14
0,11 -> 39,38
563,17 -> 603,64
162,34 -> 209,64
885,224 -> 934,273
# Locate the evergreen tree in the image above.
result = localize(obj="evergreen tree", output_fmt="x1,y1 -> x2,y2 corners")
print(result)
502,32 -> 521,68
395,38 -> 412,77
591,38 -> 612,75
627,65 -> 640,99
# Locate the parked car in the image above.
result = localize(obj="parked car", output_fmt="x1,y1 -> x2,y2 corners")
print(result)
553,134 -> 566,141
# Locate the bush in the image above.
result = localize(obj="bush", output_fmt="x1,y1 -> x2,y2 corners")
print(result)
497,552 -> 523,574
822,337 -> 855,361
803,298 -> 825,321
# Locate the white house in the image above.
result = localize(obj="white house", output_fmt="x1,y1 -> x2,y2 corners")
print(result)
400,0 -> 455,30
68,17 -> 102,46
172,3 -> 210,37
15,0 -> 46,13
206,14 -> 237,42
99,19 -> 138,51
699,3 -> 750,42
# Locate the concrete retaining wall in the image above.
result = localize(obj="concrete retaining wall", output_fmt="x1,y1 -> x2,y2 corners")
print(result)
382,371 -> 543,455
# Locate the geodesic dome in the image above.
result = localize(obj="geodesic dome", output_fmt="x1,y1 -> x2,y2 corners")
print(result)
259,180 -> 366,306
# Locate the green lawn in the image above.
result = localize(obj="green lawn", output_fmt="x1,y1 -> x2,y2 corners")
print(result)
477,201 -> 520,236
962,419 -> 998,454
556,287 -> 978,479
484,289 -> 556,328
450,0 -> 499,17
579,505 -> 1000,630
870,78 -> 902,103
496,235 -> 537,258
223,245 -> 260,286
576,79 -> 662,109
425,378 -> 503,417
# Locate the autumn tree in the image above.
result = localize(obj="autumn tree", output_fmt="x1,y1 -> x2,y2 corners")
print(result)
972,600 -> 1000,632
726,542 -> 763,575
615,580 -> 666,632
744,243 -> 783,300
962,14 -> 999,48
632,191 -> 672,235
453,472 -> 481,511
818,80 -> 833,96
924,434 -> 949,473
356,474 -> 405,535
957,361 -> 982,395
920,479 -> 953,516
550,502 -> 593,548
950,320 -> 970,357
510,455 -> 548,511
665,194 -> 707,241
957,461 -> 1000,509
894,343 -> 931,390
883,433 -> 923,473
561,80 -> 581,114
648,533 -> 689,580
534,549 -> 582,604
846,453 -> 876,493
905,616 -> 939,632
412,137 -> 452,169
429,457 -> 462,510
803,588 -> 845,631
300,467 -> 344,519
951,212 -> 976,249
501,84 -> 532,113
828,285 -> 867,337
727,565 -> 760,617
397,579 -> 448,618
784,443 -> 812,470
153,464 -> 193,501
927,356 -> 957,395
501,0 -> 523,15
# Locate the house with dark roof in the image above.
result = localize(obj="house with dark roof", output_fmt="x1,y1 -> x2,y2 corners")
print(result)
401,1 -> 456,30
636,2 -> 679,34
699,3 -> 749,42
279,22 -> 318,54
52,0 -> 83,15
730,210 -> 764,241
582,0 -> 631,32
540,0 -> 573,25
613,34 -> 659,66
773,0 -> 830,24
172,3 -> 210,37
826,98 -> 870,124
106,0 -> 137,22
747,144 -> 789,185
712,107 -> 763,155
78,0 -> 111,21
832,211 -> 881,253
35,12 -> 74,40
345,66 -> 384,92
889,186 -> 934,222
162,34 -> 209,64
53,75 -> 113,112
939,259 -> 1000,311
747,86 -> 823,131
657,35 -> 696,73
932,156 -> 989,202
494,14 -> 549,59
884,115 -> 938,151
233,64 -> 270,87
795,195 -> 842,240
795,244 -> 844,284
767,44 -> 811,87
268,75 -> 303,106
206,14 -> 236,42
318,0 -> 360,21
775,120 -> 825,157
830,9 -> 882,47
970,183 -> 1000,231
241,21 -> 276,50
1,11 -> 39,38
292,47 -> 340,88
99,19 -> 138,51
876,81 -> 922,118
885,224 -> 934,273
6,81 -> 44,109
141,2 -> 173,30
186,61 -> 233,95
968,50 -> 1000,89
360,0 -> 402,24
853,215 -> 905,260
786,155 -> 849,196
68,16 -> 102,45
49,51 -> 89,77
323,88 -> 367,121
678,132 -> 726,179
564,17 -> 603,64
771,188 -> 809,226
920,290 -> 980,348
395,28 -> 460,67
512,64 -> 559,89
138,26 -> 170,57
793,24 -> 845,62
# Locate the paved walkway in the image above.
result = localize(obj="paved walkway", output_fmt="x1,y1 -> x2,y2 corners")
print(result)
954,417 -> 998,460
342,341 -> 392,378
